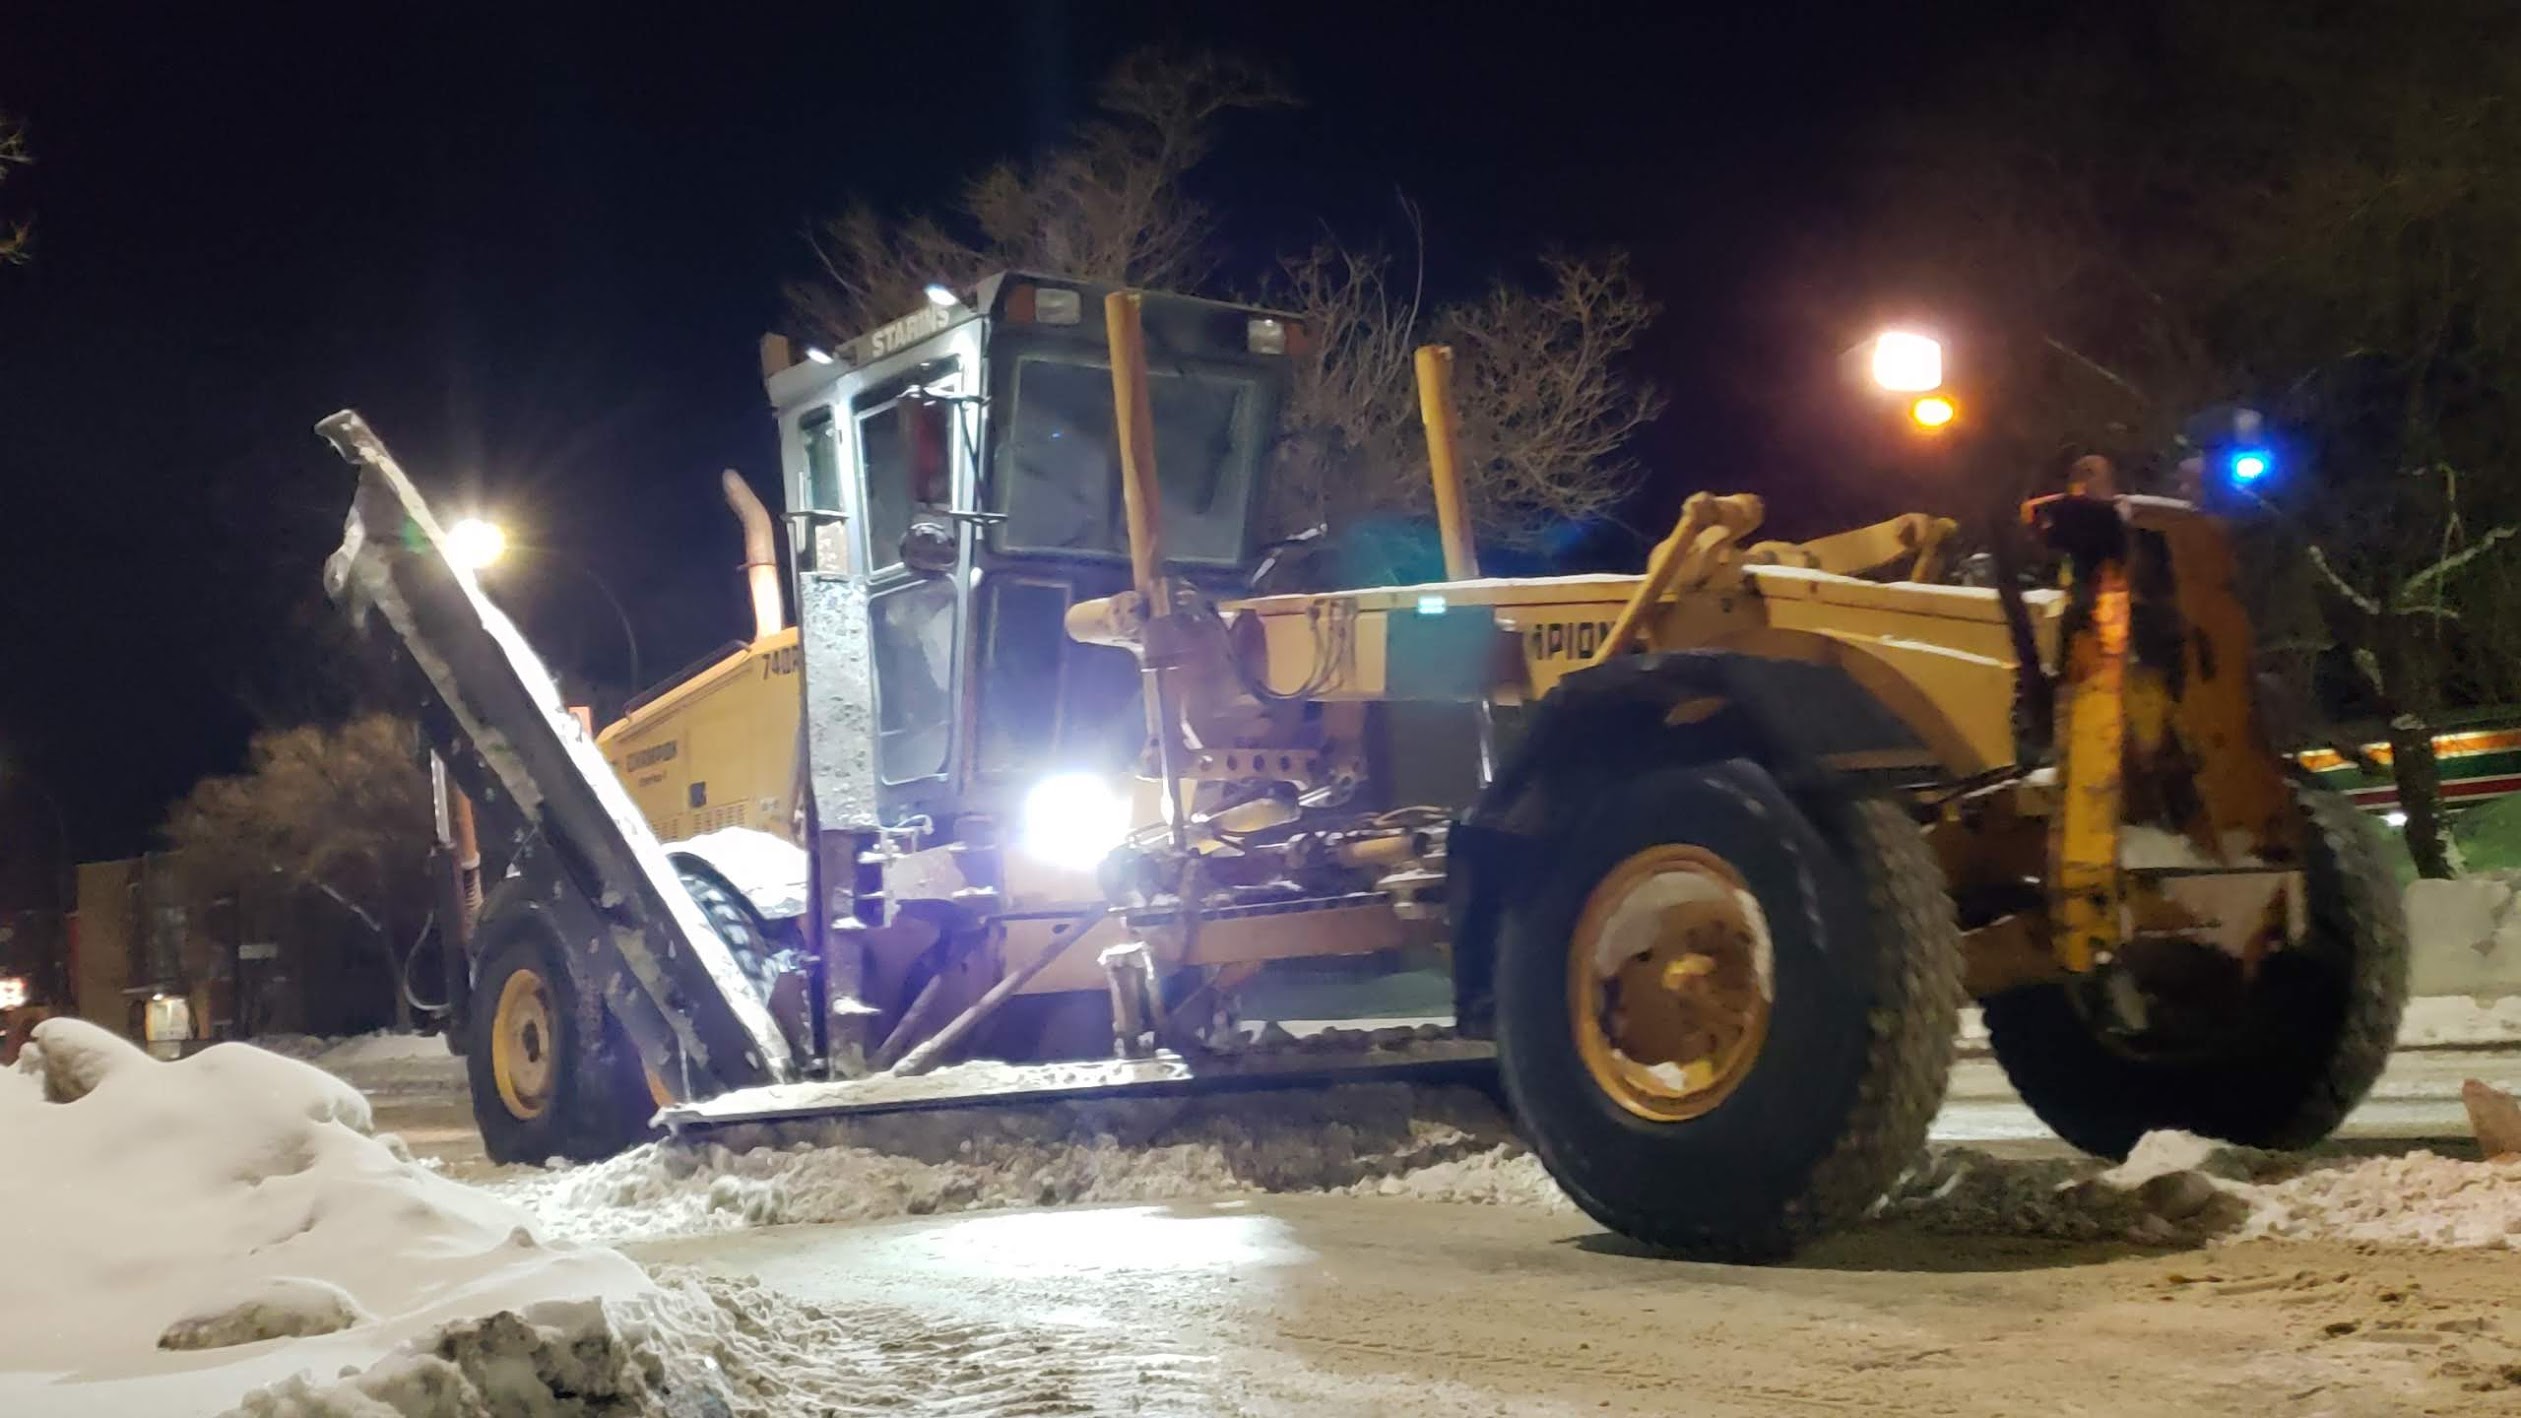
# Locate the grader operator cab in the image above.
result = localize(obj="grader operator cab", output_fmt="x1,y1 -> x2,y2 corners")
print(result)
314,277 -> 2406,1261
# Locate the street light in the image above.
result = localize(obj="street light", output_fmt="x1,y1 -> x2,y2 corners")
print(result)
446,517 -> 507,572
1869,331 -> 1944,393
1854,329 -> 1957,435
446,517 -> 642,690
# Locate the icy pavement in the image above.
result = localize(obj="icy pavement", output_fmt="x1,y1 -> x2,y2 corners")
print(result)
630,1192 -> 2521,1415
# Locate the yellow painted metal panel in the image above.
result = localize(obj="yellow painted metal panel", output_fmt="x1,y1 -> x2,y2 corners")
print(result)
597,628 -> 804,843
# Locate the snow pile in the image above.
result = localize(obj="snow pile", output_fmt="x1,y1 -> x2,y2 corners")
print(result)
2400,994 -> 2521,1046
2405,871 -> 2521,997
0,1019 -> 647,1418
1882,1130 -> 2521,1251
2238,1150 -> 2521,1249
1880,1131 -> 2272,1245
669,826 -> 809,920
234,1269 -> 1191,1418
243,1035 -> 335,1062
311,1032 -> 451,1070
496,1082 -> 1562,1244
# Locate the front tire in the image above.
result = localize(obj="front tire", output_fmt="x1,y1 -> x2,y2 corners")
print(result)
1983,786 -> 2409,1159
1494,759 -> 1964,1262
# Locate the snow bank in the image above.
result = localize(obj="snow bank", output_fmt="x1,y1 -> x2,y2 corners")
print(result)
311,1032 -> 451,1070
2400,994 -> 2521,1047
305,1032 -> 465,1097
1880,1130 -> 2521,1250
0,1019 -> 647,1418
495,1082 -> 1564,1245
668,827 -> 808,920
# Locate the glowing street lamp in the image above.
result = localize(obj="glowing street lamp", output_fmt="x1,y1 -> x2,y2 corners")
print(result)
1869,331 -> 1944,393
446,517 -> 507,572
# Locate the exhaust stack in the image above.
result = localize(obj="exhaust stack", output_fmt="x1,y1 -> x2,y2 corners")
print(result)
721,469 -> 785,642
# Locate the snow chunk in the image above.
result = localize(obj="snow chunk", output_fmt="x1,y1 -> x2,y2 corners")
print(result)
0,1021 -> 647,1417
669,827 -> 809,920
2405,872 -> 2521,998
232,1267 -> 1199,1418
160,1280 -> 373,1351
31,1016 -> 157,1102
2118,825 -> 2265,870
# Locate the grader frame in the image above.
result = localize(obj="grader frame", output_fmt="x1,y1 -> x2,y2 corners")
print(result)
315,279 -> 2399,1261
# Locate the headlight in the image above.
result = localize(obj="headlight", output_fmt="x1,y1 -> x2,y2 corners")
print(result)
1020,773 -> 1134,872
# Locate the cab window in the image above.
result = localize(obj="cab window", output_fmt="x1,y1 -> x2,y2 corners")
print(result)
856,370 -> 959,573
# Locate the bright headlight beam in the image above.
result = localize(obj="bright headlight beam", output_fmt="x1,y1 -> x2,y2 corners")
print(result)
1020,772 -> 1134,873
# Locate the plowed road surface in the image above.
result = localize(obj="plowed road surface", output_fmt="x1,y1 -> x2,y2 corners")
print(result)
366,1048 -> 2521,1416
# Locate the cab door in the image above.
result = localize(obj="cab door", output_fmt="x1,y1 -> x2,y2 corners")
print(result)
853,358 -> 973,801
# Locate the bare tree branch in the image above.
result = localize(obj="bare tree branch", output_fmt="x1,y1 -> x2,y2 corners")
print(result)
1269,246 -> 1660,548
2305,543 -> 2382,616
784,51 -> 1290,343
0,113 -> 30,265
161,715 -> 434,977
2396,521 -> 2521,602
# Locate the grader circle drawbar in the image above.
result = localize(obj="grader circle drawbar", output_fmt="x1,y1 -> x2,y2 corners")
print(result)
314,275 -> 2406,1260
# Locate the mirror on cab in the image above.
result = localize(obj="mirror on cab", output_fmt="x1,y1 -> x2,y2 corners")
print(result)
899,517 -> 957,576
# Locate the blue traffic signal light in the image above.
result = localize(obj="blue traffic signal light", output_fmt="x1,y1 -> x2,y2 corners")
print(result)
2228,448 -> 2272,484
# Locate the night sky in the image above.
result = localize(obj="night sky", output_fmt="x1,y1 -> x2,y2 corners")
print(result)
0,1 -> 2025,872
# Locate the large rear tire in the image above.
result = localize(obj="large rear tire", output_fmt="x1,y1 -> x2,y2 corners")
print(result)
464,905 -> 655,1165
1982,786 -> 2408,1159
1494,759 -> 1964,1262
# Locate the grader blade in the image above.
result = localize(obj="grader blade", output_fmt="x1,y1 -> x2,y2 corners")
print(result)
656,1036 -> 1497,1132
316,410 -> 793,1103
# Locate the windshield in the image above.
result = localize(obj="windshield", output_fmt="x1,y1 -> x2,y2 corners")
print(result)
995,354 -> 1260,566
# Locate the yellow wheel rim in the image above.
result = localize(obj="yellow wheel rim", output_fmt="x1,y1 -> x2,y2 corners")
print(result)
491,967 -> 560,1121
1569,845 -> 1774,1123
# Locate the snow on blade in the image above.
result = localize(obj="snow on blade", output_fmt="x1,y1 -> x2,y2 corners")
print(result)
0,1020 -> 647,1418
496,1082 -> 1571,1246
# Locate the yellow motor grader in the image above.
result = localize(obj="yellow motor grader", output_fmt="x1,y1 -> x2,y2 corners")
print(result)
315,276 -> 2404,1261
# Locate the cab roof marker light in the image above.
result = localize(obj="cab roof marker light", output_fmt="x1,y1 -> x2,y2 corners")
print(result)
1033,288 -> 1082,325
